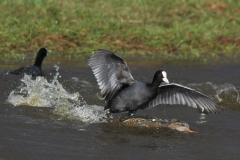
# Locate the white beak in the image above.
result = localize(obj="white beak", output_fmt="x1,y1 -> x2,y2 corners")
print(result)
163,77 -> 169,83
162,71 -> 169,83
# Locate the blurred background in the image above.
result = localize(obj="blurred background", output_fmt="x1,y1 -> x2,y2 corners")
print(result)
0,0 -> 240,61
1,1 -> 240,160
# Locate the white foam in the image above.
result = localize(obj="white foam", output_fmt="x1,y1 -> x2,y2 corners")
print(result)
7,65 -> 107,123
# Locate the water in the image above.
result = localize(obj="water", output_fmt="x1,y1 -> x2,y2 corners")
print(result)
6,65 -> 107,124
0,57 -> 240,159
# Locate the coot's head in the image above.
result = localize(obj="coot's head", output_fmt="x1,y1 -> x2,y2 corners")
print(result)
38,48 -> 48,57
153,70 -> 169,84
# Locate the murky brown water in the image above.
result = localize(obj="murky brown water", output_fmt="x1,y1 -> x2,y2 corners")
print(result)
0,56 -> 240,160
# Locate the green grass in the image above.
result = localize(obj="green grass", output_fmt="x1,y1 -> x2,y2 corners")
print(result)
0,0 -> 240,60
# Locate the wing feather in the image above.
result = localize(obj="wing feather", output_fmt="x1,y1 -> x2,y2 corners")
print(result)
148,83 -> 219,114
87,49 -> 134,100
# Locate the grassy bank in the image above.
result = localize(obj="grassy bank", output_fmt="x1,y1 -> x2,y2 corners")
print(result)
0,0 -> 240,60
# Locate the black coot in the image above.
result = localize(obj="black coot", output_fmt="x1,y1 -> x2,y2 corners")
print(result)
87,49 -> 219,115
10,48 -> 47,77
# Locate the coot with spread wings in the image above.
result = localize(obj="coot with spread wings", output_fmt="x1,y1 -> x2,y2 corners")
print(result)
87,49 -> 219,115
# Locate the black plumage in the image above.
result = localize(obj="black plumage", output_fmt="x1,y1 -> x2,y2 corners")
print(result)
10,48 -> 47,77
87,49 -> 219,114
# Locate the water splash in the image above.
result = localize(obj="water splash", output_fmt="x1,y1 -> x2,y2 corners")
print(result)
7,65 -> 107,123
196,113 -> 207,124
188,82 -> 240,103
214,83 -> 240,103
188,82 -> 240,110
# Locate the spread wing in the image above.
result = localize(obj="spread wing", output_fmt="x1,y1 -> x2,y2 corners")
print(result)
148,83 -> 219,114
87,49 -> 134,100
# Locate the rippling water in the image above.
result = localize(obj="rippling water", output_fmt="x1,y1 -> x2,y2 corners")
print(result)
1,58 -> 240,159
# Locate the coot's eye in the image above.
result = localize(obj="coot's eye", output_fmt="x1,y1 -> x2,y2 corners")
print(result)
158,74 -> 161,76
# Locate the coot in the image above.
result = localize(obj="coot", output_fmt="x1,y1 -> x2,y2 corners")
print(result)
10,48 -> 47,77
87,49 -> 219,114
